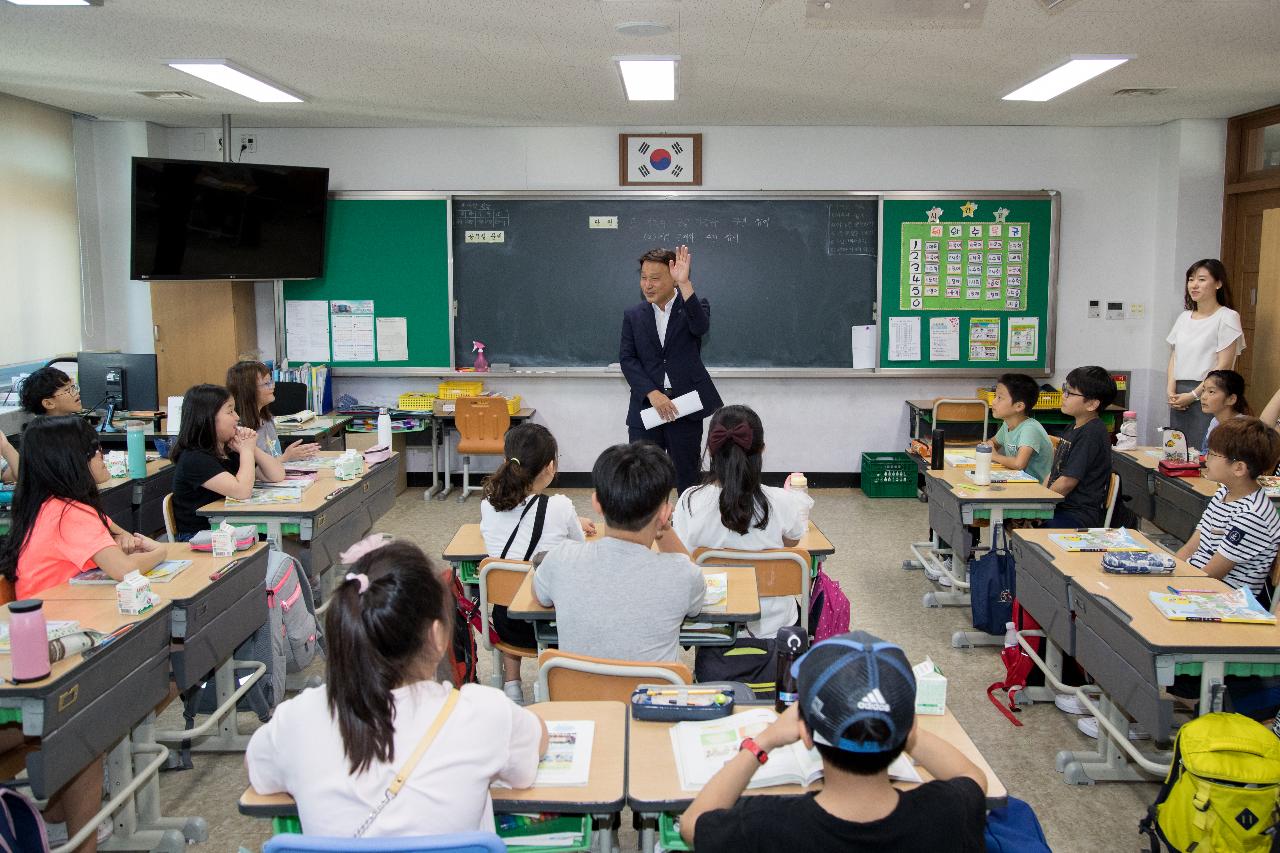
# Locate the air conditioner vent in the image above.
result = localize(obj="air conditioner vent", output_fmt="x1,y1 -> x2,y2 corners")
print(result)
137,90 -> 203,100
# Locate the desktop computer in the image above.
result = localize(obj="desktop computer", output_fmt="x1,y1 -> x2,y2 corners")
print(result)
78,351 -> 159,433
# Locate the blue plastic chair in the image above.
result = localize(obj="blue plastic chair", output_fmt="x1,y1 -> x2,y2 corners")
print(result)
263,832 -> 506,853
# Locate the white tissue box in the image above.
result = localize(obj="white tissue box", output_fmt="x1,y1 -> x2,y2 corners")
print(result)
334,451 -> 363,481
116,571 -> 158,615
913,657 -> 947,716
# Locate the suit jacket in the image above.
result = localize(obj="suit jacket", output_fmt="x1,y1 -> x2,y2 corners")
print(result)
619,291 -> 723,430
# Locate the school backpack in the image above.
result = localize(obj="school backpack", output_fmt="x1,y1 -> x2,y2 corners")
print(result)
985,796 -> 1051,852
969,525 -> 1016,636
807,562 -> 850,642
0,786 -> 49,853
449,572 -> 482,685
1139,712 -> 1280,853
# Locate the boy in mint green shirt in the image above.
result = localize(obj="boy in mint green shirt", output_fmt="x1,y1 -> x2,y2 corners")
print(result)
987,373 -> 1054,483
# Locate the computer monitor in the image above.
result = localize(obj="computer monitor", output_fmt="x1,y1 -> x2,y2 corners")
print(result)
77,351 -> 159,432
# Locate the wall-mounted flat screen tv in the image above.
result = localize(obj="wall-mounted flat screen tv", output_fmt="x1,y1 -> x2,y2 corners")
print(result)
131,156 -> 329,280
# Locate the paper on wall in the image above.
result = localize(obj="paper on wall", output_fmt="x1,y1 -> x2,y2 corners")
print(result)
331,301 -> 375,362
887,316 -> 921,361
968,316 -> 1000,362
285,300 -> 330,363
1008,316 -> 1039,361
376,317 -> 408,361
929,316 -> 960,361
851,324 -> 877,369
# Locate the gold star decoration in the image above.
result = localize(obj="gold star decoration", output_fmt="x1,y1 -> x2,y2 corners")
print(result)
960,201 -> 978,218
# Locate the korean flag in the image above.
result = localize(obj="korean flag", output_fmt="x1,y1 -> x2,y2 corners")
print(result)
628,136 -> 696,183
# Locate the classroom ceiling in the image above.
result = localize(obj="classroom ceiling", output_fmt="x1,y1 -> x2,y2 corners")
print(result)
0,0 -> 1277,128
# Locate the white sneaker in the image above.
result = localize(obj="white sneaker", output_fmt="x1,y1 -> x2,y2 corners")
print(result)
937,571 -> 953,587
922,562 -> 942,581
1077,715 -> 1150,741
45,822 -> 68,847
1055,693 -> 1088,715
98,818 -> 114,845
503,680 -> 525,705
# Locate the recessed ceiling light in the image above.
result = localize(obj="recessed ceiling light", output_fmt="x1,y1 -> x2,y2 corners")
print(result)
616,21 -> 671,37
1003,55 -> 1131,102
6,0 -> 101,5
615,56 -> 677,101
168,61 -> 303,103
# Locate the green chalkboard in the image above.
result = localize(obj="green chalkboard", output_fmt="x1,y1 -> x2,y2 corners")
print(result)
879,194 -> 1058,374
283,197 -> 451,367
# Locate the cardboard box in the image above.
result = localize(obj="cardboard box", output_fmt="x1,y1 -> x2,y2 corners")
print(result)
912,657 -> 947,716
344,430 -> 407,494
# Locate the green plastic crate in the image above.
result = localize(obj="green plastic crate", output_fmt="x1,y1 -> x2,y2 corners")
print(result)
659,813 -> 691,851
860,452 -> 919,498
501,814 -> 592,851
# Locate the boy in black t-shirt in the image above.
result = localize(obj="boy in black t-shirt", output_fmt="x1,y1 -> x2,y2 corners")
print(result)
680,631 -> 988,853
1045,365 -> 1118,527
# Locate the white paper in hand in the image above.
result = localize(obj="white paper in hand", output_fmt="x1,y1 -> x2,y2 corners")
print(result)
640,390 -> 703,430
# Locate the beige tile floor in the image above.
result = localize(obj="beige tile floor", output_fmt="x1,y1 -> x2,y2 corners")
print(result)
157,486 -> 1163,852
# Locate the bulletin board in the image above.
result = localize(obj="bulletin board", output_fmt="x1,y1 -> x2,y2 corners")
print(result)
878,193 -> 1058,375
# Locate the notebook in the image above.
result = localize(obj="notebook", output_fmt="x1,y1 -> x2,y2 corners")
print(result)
224,485 -> 306,506
1148,587 -> 1276,625
702,572 -> 728,613
71,560 -> 192,585
0,620 -> 79,653
1048,528 -> 1144,552
533,721 -> 594,787
964,468 -> 1039,484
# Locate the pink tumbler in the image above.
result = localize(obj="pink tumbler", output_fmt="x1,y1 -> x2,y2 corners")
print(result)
8,600 -> 51,683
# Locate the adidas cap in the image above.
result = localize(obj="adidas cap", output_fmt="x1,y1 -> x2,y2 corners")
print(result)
791,630 -> 916,754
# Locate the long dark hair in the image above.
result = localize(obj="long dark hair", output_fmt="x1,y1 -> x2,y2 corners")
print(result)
325,540 -> 451,774
226,361 -> 271,431
1184,259 -> 1233,311
0,416 -> 107,582
483,423 -> 558,512
171,384 -> 232,462
1204,369 -> 1251,416
686,405 -> 769,535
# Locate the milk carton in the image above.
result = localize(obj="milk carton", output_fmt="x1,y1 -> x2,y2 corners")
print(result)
912,657 -> 948,716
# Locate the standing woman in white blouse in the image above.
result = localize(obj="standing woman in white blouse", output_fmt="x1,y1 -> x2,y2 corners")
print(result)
1166,259 -> 1246,443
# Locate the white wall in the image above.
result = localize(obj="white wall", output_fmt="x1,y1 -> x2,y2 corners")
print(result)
0,93 -> 80,365
137,122 -> 1229,471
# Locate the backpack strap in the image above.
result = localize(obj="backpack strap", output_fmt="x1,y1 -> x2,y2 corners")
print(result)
521,495 -> 550,562
499,495 -> 546,560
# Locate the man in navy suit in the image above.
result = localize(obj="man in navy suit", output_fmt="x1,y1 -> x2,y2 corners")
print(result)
620,245 -> 723,494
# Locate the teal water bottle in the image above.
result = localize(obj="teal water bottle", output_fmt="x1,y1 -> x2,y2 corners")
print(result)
126,421 -> 147,479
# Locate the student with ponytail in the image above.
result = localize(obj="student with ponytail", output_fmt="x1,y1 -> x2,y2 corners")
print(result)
246,537 -> 547,838
480,423 -> 595,703
673,405 -> 813,639
1199,369 -> 1250,455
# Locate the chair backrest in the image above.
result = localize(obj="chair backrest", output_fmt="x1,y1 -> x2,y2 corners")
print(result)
162,492 -> 177,542
454,397 -> 511,445
690,547 -> 809,598
477,557 -> 532,652
1103,472 -> 1121,528
1048,434 -> 1062,451
1268,554 -> 1280,614
932,398 -> 990,442
263,831 -> 506,853
536,649 -> 690,702
269,381 -> 310,417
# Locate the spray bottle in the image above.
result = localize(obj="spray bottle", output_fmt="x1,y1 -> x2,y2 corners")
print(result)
472,341 -> 490,373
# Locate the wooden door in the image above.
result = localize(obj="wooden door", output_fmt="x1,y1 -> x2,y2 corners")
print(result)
1253,208 -> 1280,404
150,281 -> 257,403
1224,189 -> 1280,389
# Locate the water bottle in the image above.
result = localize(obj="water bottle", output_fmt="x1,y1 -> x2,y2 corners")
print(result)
1004,621 -> 1018,648
376,407 -> 393,448
787,473 -> 808,494
126,420 -> 147,479
8,600 -> 51,683
775,626 -> 809,712
974,443 -> 992,486
1115,411 -> 1139,450
930,428 -> 945,471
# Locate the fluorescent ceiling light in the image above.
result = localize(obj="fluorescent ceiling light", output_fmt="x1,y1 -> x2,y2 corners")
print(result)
6,0 -> 101,5
1003,55 -> 1131,102
168,61 -> 302,103
615,56 -> 677,101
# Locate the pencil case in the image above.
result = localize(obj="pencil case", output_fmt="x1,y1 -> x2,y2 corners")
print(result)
188,526 -> 259,552
1158,459 -> 1201,478
1101,552 -> 1176,574
362,444 -> 393,465
630,685 -> 735,722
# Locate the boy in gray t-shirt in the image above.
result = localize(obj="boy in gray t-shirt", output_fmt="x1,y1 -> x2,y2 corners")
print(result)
534,441 -> 705,662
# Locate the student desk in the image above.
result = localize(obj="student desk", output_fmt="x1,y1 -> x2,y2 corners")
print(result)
443,520 -> 836,587
908,464 -> 1060,645
239,700 -> 628,852
627,707 -> 1007,853
0,598 -> 171,800
98,458 -> 175,537
199,451 -> 399,602
277,414 -> 352,451
1111,447 -> 1161,523
427,407 -> 537,501
906,398 -> 1121,441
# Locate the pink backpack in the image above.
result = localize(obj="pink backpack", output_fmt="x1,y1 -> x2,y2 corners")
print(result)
808,562 -> 850,641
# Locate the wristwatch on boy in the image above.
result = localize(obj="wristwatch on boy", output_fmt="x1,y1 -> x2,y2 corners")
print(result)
740,737 -> 769,765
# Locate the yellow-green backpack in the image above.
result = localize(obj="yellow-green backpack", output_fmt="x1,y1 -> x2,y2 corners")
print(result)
1141,712 -> 1280,852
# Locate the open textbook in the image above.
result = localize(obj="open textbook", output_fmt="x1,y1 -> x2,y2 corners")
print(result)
669,707 -> 921,791
71,560 -> 192,585
702,572 -> 728,613
1149,587 -> 1276,625
1048,528 -> 1144,552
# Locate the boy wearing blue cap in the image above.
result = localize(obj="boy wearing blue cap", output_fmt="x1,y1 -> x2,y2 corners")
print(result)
680,631 -> 988,851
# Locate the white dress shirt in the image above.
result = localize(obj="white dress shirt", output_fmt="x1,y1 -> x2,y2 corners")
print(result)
653,294 -> 675,387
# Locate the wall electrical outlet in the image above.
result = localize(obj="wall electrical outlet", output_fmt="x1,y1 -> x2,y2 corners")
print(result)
240,134 -> 257,154
1126,302 -> 1145,319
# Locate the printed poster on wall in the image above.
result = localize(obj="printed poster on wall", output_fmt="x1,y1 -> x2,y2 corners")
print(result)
888,316 -> 921,361
968,317 -> 1000,361
1007,317 -> 1039,362
929,316 -> 960,361
331,300 -> 375,362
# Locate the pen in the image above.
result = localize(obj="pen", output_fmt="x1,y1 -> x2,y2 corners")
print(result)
644,689 -> 720,696
210,557 -> 243,581
325,487 -> 348,500
81,623 -> 135,661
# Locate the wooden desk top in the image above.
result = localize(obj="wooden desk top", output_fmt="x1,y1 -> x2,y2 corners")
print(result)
444,520 -> 835,564
40,543 -> 267,603
626,707 -> 1006,809
0,598 -> 166,689
1074,574 -> 1280,652
925,467 -> 1061,503
100,458 -> 173,494
198,451 -> 397,517
1114,447 -> 1162,471
507,564 -> 760,623
241,699 -> 627,816
275,414 -> 353,435
1011,528 -> 1204,581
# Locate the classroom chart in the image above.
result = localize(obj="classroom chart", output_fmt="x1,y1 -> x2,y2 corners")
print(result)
880,193 -> 1058,374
